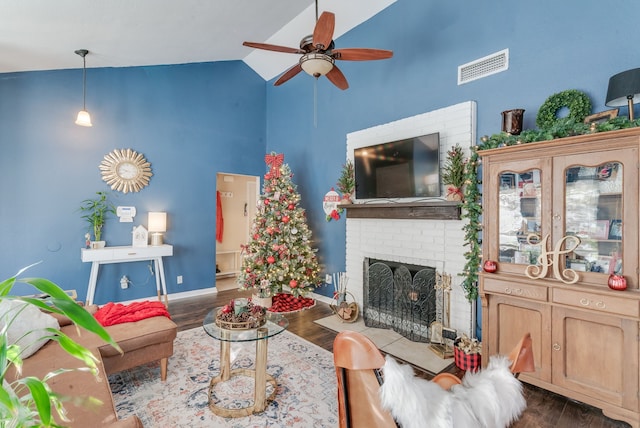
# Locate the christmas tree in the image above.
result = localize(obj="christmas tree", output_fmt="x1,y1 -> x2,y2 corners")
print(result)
238,153 -> 322,298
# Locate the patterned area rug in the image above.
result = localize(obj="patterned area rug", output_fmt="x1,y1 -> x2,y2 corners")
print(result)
109,327 -> 338,427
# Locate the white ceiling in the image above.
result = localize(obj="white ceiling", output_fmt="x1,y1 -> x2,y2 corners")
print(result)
0,0 -> 395,80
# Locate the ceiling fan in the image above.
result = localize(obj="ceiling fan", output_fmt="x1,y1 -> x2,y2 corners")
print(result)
242,2 -> 393,90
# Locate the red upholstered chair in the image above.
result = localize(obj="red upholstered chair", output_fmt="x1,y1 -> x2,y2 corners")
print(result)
333,330 -> 396,428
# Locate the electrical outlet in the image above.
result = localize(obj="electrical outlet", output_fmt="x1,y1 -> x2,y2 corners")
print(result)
325,274 -> 332,284
177,275 -> 183,285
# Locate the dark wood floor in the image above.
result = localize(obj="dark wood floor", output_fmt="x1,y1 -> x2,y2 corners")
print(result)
168,288 -> 631,428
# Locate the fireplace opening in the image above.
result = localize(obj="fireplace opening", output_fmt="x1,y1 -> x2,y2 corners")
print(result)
363,258 -> 436,342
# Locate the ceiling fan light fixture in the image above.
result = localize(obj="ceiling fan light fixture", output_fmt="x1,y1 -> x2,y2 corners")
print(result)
300,53 -> 334,77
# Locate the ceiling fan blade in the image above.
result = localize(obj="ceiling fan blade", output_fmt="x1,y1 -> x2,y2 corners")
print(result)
313,11 -> 335,50
274,63 -> 303,86
243,41 -> 304,55
332,48 -> 394,61
326,65 -> 349,90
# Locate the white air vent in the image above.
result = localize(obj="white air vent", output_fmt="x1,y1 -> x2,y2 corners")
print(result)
458,49 -> 509,85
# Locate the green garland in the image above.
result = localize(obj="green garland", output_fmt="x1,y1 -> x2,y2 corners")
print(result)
459,116 -> 640,302
535,89 -> 592,129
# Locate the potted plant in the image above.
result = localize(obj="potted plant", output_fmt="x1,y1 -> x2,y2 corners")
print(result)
336,159 -> 356,203
441,144 -> 468,201
79,191 -> 115,248
0,264 -> 121,426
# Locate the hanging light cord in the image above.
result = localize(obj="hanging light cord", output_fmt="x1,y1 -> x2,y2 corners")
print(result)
81,54 -> 87,110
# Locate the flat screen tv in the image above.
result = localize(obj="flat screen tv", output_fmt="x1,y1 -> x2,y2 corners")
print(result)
354,133 -> 440,199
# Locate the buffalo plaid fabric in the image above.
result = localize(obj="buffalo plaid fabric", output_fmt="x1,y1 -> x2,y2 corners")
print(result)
454,346 -> 481,372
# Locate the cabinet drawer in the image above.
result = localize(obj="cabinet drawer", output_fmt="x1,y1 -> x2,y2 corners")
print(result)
553,288 -> 639,318
111,246 -> 173,259
483,279 -> 548,301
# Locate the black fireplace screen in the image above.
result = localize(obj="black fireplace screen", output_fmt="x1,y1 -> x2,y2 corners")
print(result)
363,258 -> 436,342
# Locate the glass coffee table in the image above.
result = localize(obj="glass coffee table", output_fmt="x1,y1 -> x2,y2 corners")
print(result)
202,308 -> 288,417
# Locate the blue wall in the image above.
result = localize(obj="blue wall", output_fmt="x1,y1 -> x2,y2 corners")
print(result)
0,61 -> 266,302
266,0 -> 640,300
2,0 -> 639,304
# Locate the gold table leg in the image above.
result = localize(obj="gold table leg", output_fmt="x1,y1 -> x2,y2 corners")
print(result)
254,327 -> 268,412
208,328 -> 277,418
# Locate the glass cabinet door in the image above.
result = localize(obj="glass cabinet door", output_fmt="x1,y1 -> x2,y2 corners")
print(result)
563,162 -> 623,276
498,169 -> 542,265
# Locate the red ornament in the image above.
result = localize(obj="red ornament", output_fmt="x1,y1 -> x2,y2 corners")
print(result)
282,216 -> 290,223
267,256 -> 276,264
265,187 -> 271,193
288,204 -> 294,210
290,280 -> 298,288
245,268 -> 251,273
253,234 -> 259,240
608,274 -> 627,291
483,260 -> 498,273
264,199 -> 270,205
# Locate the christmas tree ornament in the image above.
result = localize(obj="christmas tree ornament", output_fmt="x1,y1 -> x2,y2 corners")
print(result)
282,216 -> 290,223
323,188 -> 343,222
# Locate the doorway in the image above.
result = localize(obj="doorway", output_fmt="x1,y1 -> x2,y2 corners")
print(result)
215,173 -> 260,291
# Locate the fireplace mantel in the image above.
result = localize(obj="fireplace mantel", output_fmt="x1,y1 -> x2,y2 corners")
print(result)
340,201 -> 461,220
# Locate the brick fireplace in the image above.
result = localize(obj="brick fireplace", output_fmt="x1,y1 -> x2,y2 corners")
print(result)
345,101 -> 476,337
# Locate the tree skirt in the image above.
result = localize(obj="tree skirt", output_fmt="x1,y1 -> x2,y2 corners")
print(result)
109,327 -> 337,427
267,292 -> 316,314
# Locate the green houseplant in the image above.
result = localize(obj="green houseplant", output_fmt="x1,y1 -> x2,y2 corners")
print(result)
336,159 -> 356,203
79,191 -> 115,247
0,264 -> 121,427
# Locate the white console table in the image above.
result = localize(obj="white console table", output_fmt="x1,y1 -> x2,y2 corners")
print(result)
81,245 -> 173,306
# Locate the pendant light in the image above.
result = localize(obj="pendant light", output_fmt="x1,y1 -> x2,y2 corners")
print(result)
74,49 -> 92,127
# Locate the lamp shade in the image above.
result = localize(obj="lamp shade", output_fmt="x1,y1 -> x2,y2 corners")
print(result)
75,110 -> 92,127
606,68 -> 640,107
148,212 -> 167,233
300,53 -> 334,76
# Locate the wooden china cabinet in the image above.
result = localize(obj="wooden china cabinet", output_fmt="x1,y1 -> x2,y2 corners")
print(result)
479,128 -> 640,427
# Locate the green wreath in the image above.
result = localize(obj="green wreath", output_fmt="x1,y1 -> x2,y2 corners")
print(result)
536,89 -> 592,130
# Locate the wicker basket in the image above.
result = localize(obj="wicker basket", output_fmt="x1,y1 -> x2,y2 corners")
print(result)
214,309 -> 266,330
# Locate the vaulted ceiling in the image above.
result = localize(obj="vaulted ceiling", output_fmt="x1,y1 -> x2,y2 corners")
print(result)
0,0 -> 395,80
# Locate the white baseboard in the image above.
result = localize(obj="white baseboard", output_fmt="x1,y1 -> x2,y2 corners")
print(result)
114,287 -> 333,306
115,287 -> 218,306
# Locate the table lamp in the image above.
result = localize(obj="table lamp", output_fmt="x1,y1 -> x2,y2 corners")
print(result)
148,212 -> 167,246
606,68 -> 640,120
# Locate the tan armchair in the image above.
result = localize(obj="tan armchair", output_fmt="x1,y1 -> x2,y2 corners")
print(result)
333,331 -> 535,427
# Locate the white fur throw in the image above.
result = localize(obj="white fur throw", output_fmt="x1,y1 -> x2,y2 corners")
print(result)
380,355 -> 526,428
0,299 -> 59,358
379,356 -> 453,427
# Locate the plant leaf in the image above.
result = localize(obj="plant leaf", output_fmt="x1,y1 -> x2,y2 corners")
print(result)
21,376 -> 52,426
19,278 -> 122,354
44,329 -> 100,374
